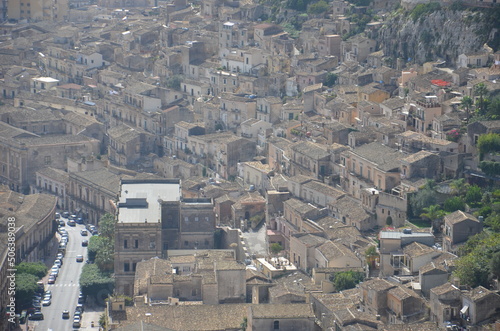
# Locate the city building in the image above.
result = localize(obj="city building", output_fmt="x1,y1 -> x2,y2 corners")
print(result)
114,178 -> 216,296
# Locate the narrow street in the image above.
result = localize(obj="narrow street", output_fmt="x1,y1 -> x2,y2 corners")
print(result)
29,219 -> 101,331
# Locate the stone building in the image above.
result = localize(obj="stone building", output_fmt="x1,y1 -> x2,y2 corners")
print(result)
340,142 -> 404,199
114,179 -> 216,296
443,211 -> 482,254
68,168 -> 121,225
289,141 -> 331,179
461,286 -> 500,326
33,167 -> 69,210
0,121 -> 99,193
0,187 -> 57,331
134,251 -> 246,305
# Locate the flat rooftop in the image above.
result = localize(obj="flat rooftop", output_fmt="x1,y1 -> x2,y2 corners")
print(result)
117,179 -> 181,224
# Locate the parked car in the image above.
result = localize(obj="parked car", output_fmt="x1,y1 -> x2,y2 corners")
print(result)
81,240 -> 88,247
80,229 -> 88,236
48,276 -> 56,284
76,217 -> 84,224
73,316 -> 81,328
76,304 -> 84,313
54,259 -> 62,267
62,211 -> 70,218
58,220 -> 65,226
67,220 -> 76,227
42,298 -> 51,306
55,212 -> 61,219
78,294 -> 85,304
70,214 -> 77,220
28,312 -> 44,320
27,306 -> 41,315
57,253 -> 64,260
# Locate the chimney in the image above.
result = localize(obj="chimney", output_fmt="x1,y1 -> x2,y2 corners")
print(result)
478,216 -> 484,223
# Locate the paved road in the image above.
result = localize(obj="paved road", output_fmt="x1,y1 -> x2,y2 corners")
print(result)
31,220 -> 88,331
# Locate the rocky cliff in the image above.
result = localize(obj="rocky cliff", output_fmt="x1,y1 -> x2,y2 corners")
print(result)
378,7 -> 499,65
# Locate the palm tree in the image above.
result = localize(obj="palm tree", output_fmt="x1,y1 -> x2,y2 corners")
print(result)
420,204 -> 446,232
461,96 -> 473,123
449,178 -> 469,197
474,83 -> 489,115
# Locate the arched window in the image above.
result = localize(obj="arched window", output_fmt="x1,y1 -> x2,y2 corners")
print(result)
273,321 -> 279,330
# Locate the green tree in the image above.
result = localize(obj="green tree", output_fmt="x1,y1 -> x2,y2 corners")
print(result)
474,82 -> 489,115
420,204 -> 445,231
16,262 -> 48,279
410,185 -> 437,218
99,213 -> 116,240
95,237 -> 114,272
491,251 -> 500,278
165,75 -> 182,90
453,232 -> 500,287
87,235 -> 105,262
477,133 -> 500,160
458,231 -> 489,256
420,205 -> 444,221
79,264 -> 114,303
87,235 -> 114,272
16,273 -> 39,310
449,178 -> 469,196
465,185 -> 482,205
443,196 -> 465,213
485,213 -> 500,232
410,3 -> 441,22
270,243 -> 283,255
332,271 -> 365,291
479,160 -> 500,176
453,254 -> 490,288
487,96 -> 500,119
461,96 -> 474,123
324,72 -> 338,87
308,0 -> 329,15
